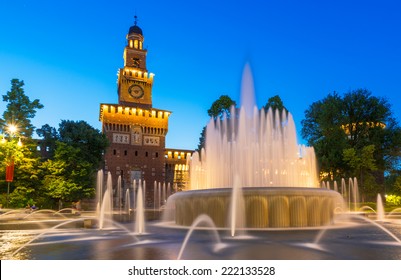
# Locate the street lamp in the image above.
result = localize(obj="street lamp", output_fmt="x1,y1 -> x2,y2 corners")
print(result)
1,124 -> 23,208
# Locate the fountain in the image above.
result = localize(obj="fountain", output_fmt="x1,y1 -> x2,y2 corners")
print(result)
134,182 -> 145,234
98,172 -> 113,229
166,64 -> 343,229
377,194 -> 385,221
2,65 -> 401,261
124,189 -> 131,215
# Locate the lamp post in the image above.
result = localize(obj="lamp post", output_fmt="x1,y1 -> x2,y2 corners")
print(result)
1,124 -> 23,208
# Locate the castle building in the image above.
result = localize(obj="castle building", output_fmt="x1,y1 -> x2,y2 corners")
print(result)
99,17 -> 192,206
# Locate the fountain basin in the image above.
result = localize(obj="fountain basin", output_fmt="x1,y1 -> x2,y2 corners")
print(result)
167,187 -> 344,228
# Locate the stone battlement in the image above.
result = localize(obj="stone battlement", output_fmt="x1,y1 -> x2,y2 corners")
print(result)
118,68 -> 154,83
99,103 -> 171,126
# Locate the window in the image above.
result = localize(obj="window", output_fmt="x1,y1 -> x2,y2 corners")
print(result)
113,149 -> 117,155
135,151 -> 138,156
145,151 -> 148,157
124,150 -> 128,156
155,152 -> 159,158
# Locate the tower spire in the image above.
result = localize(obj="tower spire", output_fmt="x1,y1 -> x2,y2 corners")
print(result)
134,14 -> 138,26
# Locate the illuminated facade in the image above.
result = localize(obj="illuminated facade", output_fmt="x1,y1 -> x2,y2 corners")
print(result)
99,18 -> 192,206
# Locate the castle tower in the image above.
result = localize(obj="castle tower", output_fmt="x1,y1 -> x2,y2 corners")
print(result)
99,17 -> 171,207
118,16 -> 153,109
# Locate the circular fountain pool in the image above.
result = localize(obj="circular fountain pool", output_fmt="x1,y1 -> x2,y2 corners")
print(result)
167,187 -> 344,228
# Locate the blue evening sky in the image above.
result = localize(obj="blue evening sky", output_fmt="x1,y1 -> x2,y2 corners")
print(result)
1,0 -> 400,150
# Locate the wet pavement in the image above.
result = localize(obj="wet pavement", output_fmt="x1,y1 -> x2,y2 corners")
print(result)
1,214 -> 401,260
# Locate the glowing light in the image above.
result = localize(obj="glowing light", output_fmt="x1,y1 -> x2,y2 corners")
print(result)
7,124 -> 18,134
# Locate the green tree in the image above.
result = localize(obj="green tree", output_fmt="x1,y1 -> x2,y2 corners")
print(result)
385,171 -> 401,196
301,92 -> 348,180
1,79 -> 43,138
207,95 -> 237,120
0,79 -> 43,207
36,124 -> 59,159
197,95 -> 236,151
263,95 -> 288,113
343,145 -> 378,199
301,89 -> 401,200
42,143 -> 94,203
58,120 -> 108,167
41,120 -> 108,204
7,154 -> 43,208
393,177 -> 401,196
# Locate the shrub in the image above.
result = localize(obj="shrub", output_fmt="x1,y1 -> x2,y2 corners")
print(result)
386,194 -> 401,206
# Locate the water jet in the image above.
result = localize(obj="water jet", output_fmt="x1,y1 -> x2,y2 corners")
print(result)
167,64 -> 343,229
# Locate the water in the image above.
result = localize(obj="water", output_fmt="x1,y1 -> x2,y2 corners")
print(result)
133,180 -> 137,209
96,170 -> 104,210
135,183 -> 145,234
171,64 -> 341,229
98,172 -> 113,229
177,214 -> 224,260
189,65 -> 318,190
377,194 -> 385,221
116,176 -> 122,213
359,206 -> 376,212
3,64 -> 401,260
353,215 -> 401,245
3,214 -> 401,260
326,177 -> 361,212
341,178 -> 346,199
125,189 -> 131,214
353,177 -> 359,211
388,208 -> 401,216
229,175 -> 245,237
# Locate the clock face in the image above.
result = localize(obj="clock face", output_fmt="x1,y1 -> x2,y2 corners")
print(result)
128,84 -> 144,99
132,58 -> 140,67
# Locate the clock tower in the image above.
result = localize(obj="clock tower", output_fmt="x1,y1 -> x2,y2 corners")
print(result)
99,17 -> 172,207
117,16 -> 153,108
